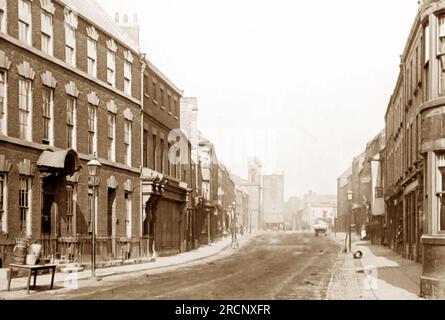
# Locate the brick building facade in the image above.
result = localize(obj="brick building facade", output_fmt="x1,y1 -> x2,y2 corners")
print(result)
0,0 -> 144,265
337,0 -> 445,298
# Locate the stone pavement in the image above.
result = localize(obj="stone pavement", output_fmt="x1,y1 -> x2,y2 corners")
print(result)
0,233 -> 257,299
327,232 -> 423,300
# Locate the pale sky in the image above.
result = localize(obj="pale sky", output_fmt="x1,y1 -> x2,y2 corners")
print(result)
97,0 -> 419,200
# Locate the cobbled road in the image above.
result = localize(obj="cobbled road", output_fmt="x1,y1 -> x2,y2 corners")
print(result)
25,232 -> 340,300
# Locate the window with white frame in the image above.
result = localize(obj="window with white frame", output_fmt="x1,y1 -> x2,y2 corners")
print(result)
87,39 -> 97,77
0,70 -> 6,135
19,79 -> 32,141
65,25 -> 76,66
0,173 -> 6,233
124,120 -> 132,166
66,185 -> 75,235
107,112 -> 116,161
66,97 -> 77,150
0,1 -> 6,33
125,192 -> 132,238
124,61 -> 132,95
41,12 -> 54,56
19,176 -> 31,235
19,0 -> 32,45
87,105 -> 97,155
42,87 -> 53,145
107,51 -> 116,87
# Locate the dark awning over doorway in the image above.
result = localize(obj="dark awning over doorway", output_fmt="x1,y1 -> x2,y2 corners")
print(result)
37,149 -> 80,175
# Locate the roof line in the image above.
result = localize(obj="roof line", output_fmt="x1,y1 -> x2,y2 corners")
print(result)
145,58 -> 183,96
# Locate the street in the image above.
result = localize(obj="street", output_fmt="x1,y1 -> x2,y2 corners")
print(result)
23,233 -> 339,300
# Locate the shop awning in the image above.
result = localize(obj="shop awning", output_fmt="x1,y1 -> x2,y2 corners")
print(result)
37,149 -> 80,175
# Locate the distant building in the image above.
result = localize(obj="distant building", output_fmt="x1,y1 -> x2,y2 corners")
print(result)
243,158 -> 263,231
235,186 -> 249,235
283,197 -> 304,230
300,192 -> 336,230
262,173 -> 284,229
337,166 -> 352,232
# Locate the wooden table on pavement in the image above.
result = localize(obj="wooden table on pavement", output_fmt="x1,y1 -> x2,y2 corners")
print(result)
8,264 -> 57,294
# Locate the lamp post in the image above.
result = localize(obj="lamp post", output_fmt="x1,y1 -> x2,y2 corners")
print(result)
231,201 -> 238,249
347,190 -> 353,253
87,156 -> 101,280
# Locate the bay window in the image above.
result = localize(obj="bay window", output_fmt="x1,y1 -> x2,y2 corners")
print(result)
19,79 -> 32,141
19,0 -> 32,45
41,12 -> 54,56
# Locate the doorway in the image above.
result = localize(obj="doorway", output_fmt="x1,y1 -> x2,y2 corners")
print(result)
41,194 -> 54,235
107,189 -> 116,237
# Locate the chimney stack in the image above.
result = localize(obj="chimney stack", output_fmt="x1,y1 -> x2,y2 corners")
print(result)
115,12 -> 140,47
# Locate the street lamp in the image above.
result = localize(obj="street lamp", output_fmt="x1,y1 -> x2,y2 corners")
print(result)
231,201 -> 238,249
347,190 -> 353,253
87,156 -> 101,280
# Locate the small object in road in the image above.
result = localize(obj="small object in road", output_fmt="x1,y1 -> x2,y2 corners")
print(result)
353,250 -> 363,259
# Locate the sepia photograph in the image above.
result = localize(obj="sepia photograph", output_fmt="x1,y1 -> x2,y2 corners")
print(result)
0,0 -> 443,310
